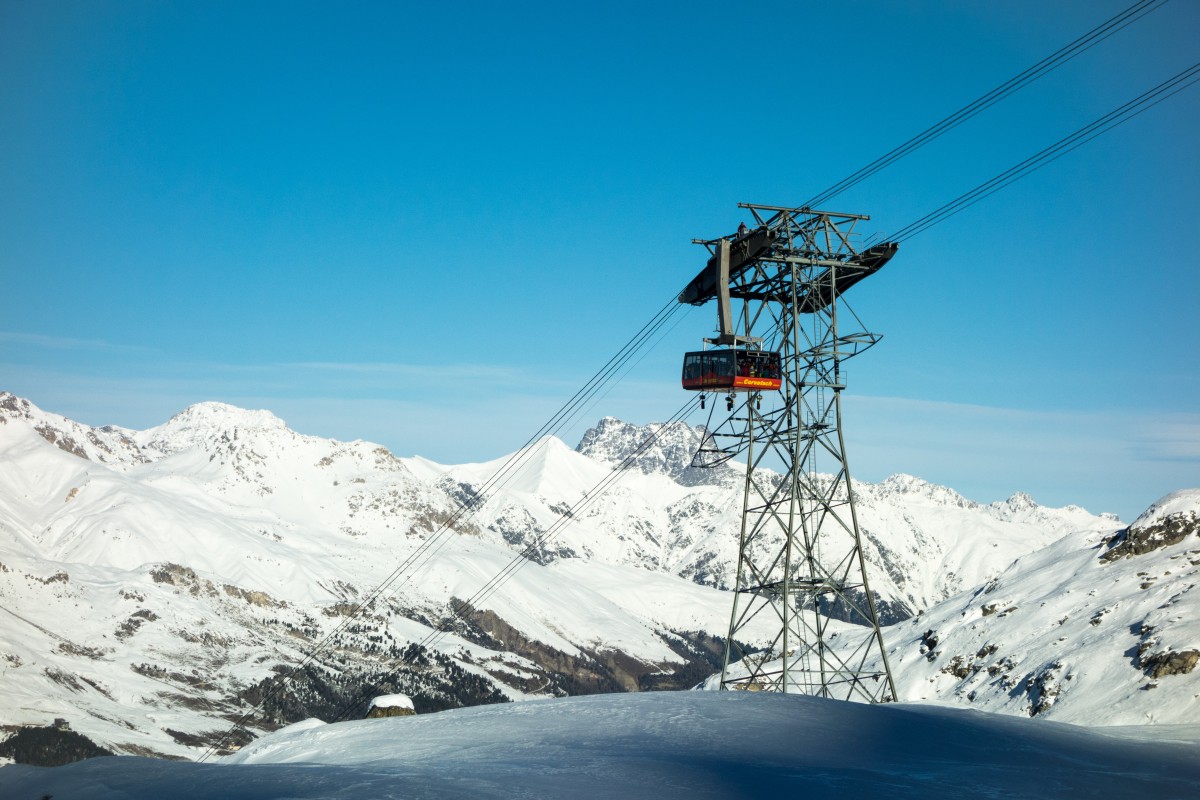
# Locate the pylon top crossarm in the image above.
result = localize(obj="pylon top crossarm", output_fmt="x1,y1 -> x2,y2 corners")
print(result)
678,204 -> 899,315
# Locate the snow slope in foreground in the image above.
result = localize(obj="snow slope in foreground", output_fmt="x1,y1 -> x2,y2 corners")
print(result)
2,692 -> 1198,800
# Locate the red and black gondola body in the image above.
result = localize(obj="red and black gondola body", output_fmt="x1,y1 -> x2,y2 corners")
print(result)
681,349 -> 782,392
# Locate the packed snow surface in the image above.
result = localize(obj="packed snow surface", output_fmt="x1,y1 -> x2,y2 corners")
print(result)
1,692 -> 1197,799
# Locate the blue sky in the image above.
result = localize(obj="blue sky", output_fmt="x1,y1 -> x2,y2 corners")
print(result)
2,1 -> 1196,520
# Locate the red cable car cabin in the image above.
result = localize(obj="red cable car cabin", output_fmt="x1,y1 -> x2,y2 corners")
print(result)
681,349 -> 783,392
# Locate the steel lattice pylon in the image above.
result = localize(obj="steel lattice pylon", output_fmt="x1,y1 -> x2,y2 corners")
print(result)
682,203 -> 898,701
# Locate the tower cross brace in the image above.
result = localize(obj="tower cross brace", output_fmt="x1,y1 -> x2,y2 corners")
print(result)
682,203 -> 898,701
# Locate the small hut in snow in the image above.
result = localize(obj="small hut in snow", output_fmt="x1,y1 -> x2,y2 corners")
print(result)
365,694 -> 416,719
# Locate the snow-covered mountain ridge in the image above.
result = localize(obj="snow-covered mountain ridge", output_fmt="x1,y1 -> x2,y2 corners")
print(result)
2,391 -> 1187,760
711,489 -> 1200,725
876,488 -> 1200,725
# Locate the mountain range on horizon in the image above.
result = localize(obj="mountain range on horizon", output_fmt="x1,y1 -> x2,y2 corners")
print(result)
0,390 -> 1196,761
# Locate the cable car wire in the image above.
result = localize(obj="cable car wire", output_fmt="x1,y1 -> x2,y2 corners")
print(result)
418,395 -> 702,652
891,60 -> 1200,242
327,393 -> 703,723
803,0 -> 1170,210
198,298 -> 688,760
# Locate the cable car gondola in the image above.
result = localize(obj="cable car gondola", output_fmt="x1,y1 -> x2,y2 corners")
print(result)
681,349 -> 782,392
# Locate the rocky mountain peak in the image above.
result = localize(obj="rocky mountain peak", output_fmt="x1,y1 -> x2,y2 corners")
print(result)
575,416 -> 728,485
1131,488 -> 1200,529
0,390 -> 33,419
0,391 -> 146,466
875,474 -> 978,509
137,401 -> 290,456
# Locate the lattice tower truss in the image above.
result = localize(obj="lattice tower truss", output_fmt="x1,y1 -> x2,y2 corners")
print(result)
683,203 -> 898,701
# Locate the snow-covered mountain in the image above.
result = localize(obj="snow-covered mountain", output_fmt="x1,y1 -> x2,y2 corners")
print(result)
878,488 -> 1200,725
712,489 -> 1200,725
1,391 -> 1179,761
580,418 -> 1121,619
0,395 -> 751,758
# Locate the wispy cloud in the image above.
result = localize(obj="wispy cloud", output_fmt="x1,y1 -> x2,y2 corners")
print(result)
1137,416 -> 1200,461
839,394 -> 1198,518
286,361 -> 523,381
0,331 -> 155,354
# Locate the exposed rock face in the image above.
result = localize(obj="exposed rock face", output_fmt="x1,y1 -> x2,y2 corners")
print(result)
873,489 -> 1200,727
365,706 -> 415,718
575,416 -> 735,487
0,390 -> 147,465
1101,511 -> 1199,562
1,391 -> 1176,756
1141,650 -> 1199,679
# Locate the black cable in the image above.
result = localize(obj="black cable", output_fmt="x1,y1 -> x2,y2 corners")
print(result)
892,61 -> 1200,242
360,301 -> 688,599
327,394 -> 701,723
423,395 -> 703,647
804,0 -> 1169,209
198,298 -> 687,760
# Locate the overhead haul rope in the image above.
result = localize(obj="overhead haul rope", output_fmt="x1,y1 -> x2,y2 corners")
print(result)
415,395 -> 703,654
803,0 -> 1169,209
198,298 -> 687,761
327,393 -> 703,723
344,299 -> 688,593
201,5 -> 1168,759
892,61 -> 1200,242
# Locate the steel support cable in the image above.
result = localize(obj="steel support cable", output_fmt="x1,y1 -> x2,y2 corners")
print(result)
198,298 -> 686,760
464,299 -> 685,498
803,0 -> 1169,209
324,394 -> 702,723
891,61 -> 1200,242
551,299 -> 693,443
421,394 -> 703,650
349,300 -> 689,606
356,293 -> 684,625
427,395 -> 700,649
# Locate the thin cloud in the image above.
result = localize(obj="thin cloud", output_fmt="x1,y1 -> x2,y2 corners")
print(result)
280,360 -> 583,393
1136,416 -> 1200,462
287,361 -> 521,381
0,331 -> 155,354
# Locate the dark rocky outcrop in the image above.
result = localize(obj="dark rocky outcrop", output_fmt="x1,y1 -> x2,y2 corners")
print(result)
1101,512 -> 1198,562
1141,650 -> 1199,679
